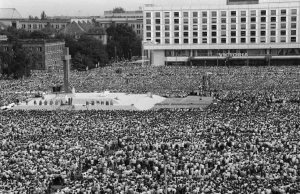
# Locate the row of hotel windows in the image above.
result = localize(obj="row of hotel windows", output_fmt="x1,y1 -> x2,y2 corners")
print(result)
146,37 -> 298,44
145,9 -> 298,18
130,24 -> 142,29
146,16 -> 298,25
146,23 -> 297,31
21,24 -> 66,29
147,30 -> 297,37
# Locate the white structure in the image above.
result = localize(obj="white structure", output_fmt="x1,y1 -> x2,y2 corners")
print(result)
143,0 -> 300,66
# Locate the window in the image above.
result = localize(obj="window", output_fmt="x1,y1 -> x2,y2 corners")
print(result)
231,38 -> 236,43
193,32 -> 198,37
28,24 -> 31,29
270,31 -> 276,36
241,31 -> 246,36
193,25 -> 198,30
241,38 -> 246,43
281,17 -> 286,22
281,30 -> 286,36
202,25 -> 207,30
291,37 -> 296,42
146,12 -> 151,17
211,25 -> 217,30
211,31 -> 217,36
174,19 -> 179,24
261,31 -> 266,36
231,31 -> 236,36
33,24 -> 37,29
221,11 -> 226,17
221,25 -> 226,30
251,10 -> 256,16
212,38 -> 217,43
251,24 -> 256,29
155,19 -> 160,24
193,38 -> 198,43
146,32 -> 151,37
231,24 -> 236,30
164,12 -> 170,17
174,12 -> 179,17
261,10 -> 266,16
165,25 -> 170,31
39,24 -> 43,29
184,25 -> 189,30
193,12 -> 198,17
260,37 -> 266,43
165,19 -> 170,24
184,39 -> 189,44
174,39 -> 179,44
174,32 -> 179,37
202,32 -> 207,37
281,10 -> 286,15
261,17 -> 266,22
280,37 -> 286,42
291,23 -> 297,29
241,24 -> 246,29
212,18 -> 217,23
37,47 -> 42,52
231,18 -> 236,23
291,9 -> 297,15
251,31 -> 256,36
271,17 -> 276,22
202,18 -> 207,23
241,11 -> 246,16
270,37 -> 276,43
221,18 -> 226,23
184,32 -> 189,37
165,39 -> 170,44
183,12 -> 189,17
211,11 -> 217,17
231,11 -> 236,16
4,47 -> 8,51
261,24 -> 266,29
155,32 -> 160,37
202,38 -> 207,43
155,12 -> 160,17
202,11 -> 207,17
250,38 -> 256,43
22,24 -> 25,28
183,18 -> 189,24
241,18 -> 246,23
281,23 -> 286,29
251,17 -> 256,22
221,31 -> 226,36
165,32 -> 170,37
271,10 -> 276,15
291,16 -> 297,22
270,23 -> 276,29
156,26 -> 160,31
221,38 -> 226,43
146,19 -> 151,24
193,18 -> 198,24
291,30 -> 296,35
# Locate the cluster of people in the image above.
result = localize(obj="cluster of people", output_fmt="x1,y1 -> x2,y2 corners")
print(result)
1,65 -> 300,193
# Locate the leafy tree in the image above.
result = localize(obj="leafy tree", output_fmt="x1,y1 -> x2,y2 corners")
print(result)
29,15 -> 34,20
29,31 -> 50,39
34,16 -> 39,20
41,11 -> 47,20
0,27 -> 30,41
112,7 -> 126,13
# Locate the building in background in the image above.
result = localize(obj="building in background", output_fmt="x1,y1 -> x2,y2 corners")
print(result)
143,0 -> 300,66
95,9 -> 143,37
20,19 -> 70,33
0,8 -> 23,29
0,39 -> 65,70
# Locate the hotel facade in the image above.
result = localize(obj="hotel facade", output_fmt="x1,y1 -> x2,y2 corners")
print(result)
143,0 -> 300,66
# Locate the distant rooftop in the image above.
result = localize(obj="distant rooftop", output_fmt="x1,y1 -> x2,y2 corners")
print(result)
0,8 -> 23,19
21,19 -> 70,23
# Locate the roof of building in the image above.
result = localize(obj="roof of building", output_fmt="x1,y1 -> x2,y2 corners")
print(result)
21,19 -> 70,23
59,21 -> 105,35
0,8 -> 23,19
0,39 -> 65,45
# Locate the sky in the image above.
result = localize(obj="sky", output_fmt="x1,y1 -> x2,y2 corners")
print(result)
0,0 -> 220,18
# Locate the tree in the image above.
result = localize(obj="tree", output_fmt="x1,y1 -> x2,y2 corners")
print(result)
41,11 -> 47,20
34,16 -> 39,20
112,7 -> 126,13
29,15 -> 34,20
29,31 -> 50,39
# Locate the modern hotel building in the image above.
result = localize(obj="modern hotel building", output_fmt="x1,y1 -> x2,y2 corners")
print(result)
143,0 -> 300,66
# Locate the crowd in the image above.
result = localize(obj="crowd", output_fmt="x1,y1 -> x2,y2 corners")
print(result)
1,65 -> 300,193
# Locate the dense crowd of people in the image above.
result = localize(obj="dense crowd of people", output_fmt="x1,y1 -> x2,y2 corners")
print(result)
1,65 -> 300,193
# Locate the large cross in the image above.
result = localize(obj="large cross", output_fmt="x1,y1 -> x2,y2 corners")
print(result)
61,47 -> 72,93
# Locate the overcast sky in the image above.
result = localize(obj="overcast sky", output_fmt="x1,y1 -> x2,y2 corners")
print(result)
0,0 -> 220,18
